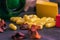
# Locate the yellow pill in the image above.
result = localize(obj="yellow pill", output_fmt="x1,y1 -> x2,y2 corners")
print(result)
10,17 -> 16,22
45,22 -> 55,28
9,23 -> 17,30
16,20 -> 24,25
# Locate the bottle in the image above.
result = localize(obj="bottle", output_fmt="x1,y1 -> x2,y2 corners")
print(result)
6,0 -> 25,18
0,0 -> 25,20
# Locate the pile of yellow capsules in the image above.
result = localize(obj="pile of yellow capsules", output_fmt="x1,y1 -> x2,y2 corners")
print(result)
9,15 -> 56,30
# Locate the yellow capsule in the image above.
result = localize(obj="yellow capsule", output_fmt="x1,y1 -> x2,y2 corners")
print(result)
10,17 -> 15,21
45,21 -> 55,28
10,17 -> 17,22
46,17 -> 55,23
15,17 -> 23,21
16,20 -> 24,25
40,17 -> 47,25
10,17 -> 22,22
9,23 -> 17,30
23,15 -> 30,21
28,15 -> 34,18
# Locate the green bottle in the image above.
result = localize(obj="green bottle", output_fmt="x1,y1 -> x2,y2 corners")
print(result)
6,0 -> 25,18
0,0 -> 25,20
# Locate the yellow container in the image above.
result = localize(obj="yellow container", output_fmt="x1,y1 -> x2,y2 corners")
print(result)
36,0 -> 58,19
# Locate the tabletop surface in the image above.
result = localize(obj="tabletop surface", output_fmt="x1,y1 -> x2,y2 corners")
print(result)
0,10 -> 60,40
0,22 -> 60,40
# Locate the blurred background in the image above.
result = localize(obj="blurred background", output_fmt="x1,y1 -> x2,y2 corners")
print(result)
50,0 -> 60,7
0,0 -> 60,19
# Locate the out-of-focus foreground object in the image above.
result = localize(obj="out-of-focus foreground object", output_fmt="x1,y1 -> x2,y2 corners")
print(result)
56,14 -> 60,28
0,18 -> 7,32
